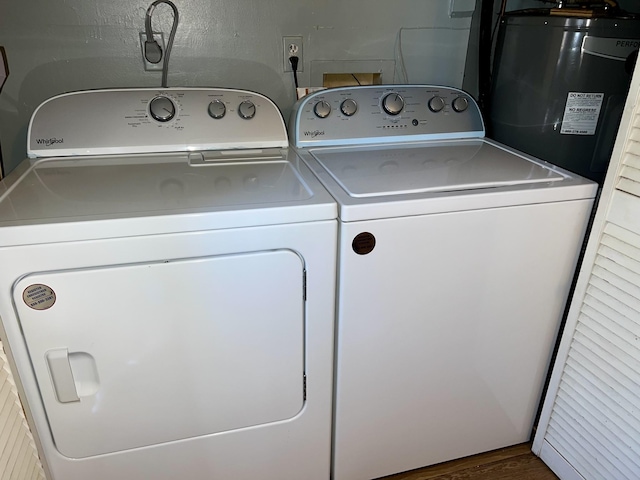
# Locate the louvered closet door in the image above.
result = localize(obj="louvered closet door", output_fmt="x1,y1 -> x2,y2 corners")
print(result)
0,342 -> 46,480
533,71 -> 640,480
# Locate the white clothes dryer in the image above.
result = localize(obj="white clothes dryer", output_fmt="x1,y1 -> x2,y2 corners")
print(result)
0,88 -> 337,480
290,85 -> 598,480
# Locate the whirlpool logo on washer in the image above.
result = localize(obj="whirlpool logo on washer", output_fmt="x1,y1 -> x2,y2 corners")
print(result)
36,137 -> 64,146
304,130 -> 325,138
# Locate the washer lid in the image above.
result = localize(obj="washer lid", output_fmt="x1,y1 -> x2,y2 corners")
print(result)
311,140 -> 565,198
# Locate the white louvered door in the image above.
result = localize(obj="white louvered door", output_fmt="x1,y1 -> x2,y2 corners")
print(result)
533,65 -> 640,479
0,342 -> 46,480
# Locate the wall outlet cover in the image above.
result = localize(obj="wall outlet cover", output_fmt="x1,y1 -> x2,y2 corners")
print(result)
283,36 -> 303,72
139,32 -> 165,72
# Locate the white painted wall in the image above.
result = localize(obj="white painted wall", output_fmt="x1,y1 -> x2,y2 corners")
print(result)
0,0 -> 475,175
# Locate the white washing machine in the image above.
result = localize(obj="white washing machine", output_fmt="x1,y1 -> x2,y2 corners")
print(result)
290,85 -> 598,480
0,88 -> 337,480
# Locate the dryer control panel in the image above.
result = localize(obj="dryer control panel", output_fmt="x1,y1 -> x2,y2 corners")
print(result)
27,88 -> 288,158
290,85 -> 484,147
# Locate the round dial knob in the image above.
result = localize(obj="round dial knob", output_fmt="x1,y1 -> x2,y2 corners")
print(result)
340,99 -> 358,117
452,96 -> 469,113
149,96 -> 176,122
314,101 -> 332,119
382,93 -> 404,116
428,96 -> 446,113
208,99 -> 226,119
238,100 -> 256,119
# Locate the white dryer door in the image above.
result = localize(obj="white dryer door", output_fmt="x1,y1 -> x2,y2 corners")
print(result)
13,250 -> 305,458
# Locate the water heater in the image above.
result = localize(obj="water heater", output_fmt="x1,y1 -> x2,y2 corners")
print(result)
488,10 -> 639,183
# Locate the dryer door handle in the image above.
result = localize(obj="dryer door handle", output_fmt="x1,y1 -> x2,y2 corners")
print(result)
46,349 -> 80,403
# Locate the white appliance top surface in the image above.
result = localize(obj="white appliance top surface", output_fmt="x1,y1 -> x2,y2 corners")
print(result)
290,85 -> 597,222
0,88 -> 336,246
311,140 -> 564,197
0,151 -> 336,245
297,138 -> 597,222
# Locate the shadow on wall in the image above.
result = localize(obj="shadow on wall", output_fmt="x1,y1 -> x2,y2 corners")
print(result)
2,55 -> 289,174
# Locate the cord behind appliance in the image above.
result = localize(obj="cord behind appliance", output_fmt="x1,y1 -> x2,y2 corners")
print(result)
144,0 -> 179,88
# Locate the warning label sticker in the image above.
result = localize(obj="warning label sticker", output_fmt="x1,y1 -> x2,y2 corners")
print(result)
561,92 -> 604,135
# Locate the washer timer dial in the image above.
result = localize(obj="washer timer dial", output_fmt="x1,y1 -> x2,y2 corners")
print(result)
149,96 -> 176,122
382,93 -> 404,116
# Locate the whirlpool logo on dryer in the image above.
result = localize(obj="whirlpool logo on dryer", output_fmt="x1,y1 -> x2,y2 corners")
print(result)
304,130 -> 325,138
36,137 -> 64,146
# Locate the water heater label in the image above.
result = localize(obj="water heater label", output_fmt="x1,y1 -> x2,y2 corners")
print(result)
583,36 -> 640,60
561,92 -> 604,136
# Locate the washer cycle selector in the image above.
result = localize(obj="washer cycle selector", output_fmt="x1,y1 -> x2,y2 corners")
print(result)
382,93 -> 404,116
428,96 -> 446,113
208,99 -> 226,119
340,99 -> 358,117
238,100 -> 256,119
314,101 -> 332,118
149,96 -> 176,122
452,96 -> 469,112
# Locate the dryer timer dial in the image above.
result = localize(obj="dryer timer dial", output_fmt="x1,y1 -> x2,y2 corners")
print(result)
238,100 -> 257,119
149,96 -> 176,122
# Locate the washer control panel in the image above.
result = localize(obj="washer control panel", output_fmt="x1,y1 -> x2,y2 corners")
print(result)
290,85 -> 484,147
28,88 -> 288,158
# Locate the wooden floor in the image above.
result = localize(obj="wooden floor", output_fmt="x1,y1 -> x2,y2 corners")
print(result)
380,444 -> 558,480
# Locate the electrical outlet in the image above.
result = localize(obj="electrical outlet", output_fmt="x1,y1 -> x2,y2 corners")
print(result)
140,32 -> 165,71
283,36 -> 303,72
